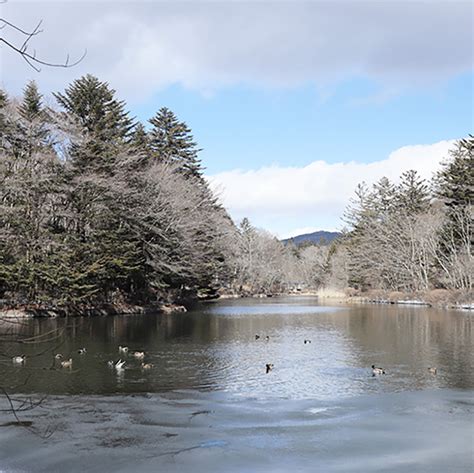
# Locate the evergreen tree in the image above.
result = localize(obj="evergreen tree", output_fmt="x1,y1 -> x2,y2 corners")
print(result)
54,74 -> 134,142
434,136 -> 473,289
18,81 -> 44,122
239,217 -> 254,235
396,170 -> 430,214
372,177 -> 396,215
435,136 -> 474,209
0,89 -> 10,142
148,107 -> 203,178
53,76 -> 146,303
0,89 -> 7,110
131,123 -> 150,151
0,80 -> 62,302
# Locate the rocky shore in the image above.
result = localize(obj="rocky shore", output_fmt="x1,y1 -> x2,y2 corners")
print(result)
0,302 -> 187,318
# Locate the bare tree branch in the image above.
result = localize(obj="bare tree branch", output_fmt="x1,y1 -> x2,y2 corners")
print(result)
0,16 -> 86,71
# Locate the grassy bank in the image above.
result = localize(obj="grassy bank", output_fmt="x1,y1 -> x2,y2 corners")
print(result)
314,287 -> 473,310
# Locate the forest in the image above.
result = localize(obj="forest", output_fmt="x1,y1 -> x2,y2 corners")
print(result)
0,76 -> 472,312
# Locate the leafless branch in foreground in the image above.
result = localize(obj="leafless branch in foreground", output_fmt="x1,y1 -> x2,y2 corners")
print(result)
0,15 -> 86,71
0,387 -> 55,439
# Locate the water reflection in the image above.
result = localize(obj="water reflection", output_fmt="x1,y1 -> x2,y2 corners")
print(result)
0,298 -> 472,399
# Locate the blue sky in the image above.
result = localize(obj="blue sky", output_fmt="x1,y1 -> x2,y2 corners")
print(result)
135,72 -> 473,175
2,1 -> 473,236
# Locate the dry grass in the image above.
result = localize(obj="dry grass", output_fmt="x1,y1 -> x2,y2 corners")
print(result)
423,289 -> 472,306
316,287 -> 347,299
388,291 -> 406,302
344,287 -> 359,298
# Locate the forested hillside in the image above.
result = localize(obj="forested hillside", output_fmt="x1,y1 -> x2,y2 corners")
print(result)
282,231 -> 341,246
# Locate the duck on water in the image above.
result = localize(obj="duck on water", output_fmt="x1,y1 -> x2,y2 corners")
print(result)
372,365 -> 386,376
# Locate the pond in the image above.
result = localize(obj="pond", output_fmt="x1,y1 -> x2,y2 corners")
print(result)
0,297 -> 473,472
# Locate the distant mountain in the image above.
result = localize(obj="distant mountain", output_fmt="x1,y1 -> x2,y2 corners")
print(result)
282,230 -> 342,246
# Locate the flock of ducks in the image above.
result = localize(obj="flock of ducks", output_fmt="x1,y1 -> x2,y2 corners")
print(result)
255,334 -> 438,377
11,337 -> 439,378
11,345 -> 154,372
371,365 -> 437,376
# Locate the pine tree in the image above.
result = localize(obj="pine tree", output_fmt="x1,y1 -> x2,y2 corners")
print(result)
372,177 -> 396,215
54,74 -> 134,142
434,136 -> 473,289
435,136 -> 474,209
396,170 -> 430,214
0,81 -> 62,303
239,217 -> 254,235
131,123 -> 150,151
52,76 -> 146,303
148,107 -> 203,178
18,81 -> 44,122
0,89 -> 10,143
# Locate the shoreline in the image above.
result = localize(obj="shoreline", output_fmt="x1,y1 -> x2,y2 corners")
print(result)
214,289 -> 473,311
1,289 -> 472,318
0,302 -> 187,319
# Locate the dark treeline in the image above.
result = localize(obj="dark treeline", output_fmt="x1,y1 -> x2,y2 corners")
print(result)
0,76 -> 236,308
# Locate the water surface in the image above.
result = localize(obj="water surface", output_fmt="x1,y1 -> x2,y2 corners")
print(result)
0,298 -> 472,472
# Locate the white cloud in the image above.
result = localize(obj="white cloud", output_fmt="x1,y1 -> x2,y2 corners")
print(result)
1,1 -> 472,101
206,140 -> 455,236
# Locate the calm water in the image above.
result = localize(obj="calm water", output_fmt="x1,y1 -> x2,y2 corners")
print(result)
0,297 -> 473,472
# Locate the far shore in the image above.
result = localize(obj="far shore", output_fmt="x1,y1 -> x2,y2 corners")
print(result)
216,288 -> 473,311
1,288 -> 472,319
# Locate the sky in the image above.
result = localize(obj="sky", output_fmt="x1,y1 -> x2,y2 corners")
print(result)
1,0 -> 473,237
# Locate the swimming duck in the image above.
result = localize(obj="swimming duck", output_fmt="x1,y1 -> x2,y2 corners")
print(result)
119,346 -> 129,354
54,353 -> 63,360
141,362 -> 153,370
61,358 -> 73,368
133,351 -> 145,360
265,336 -> 270,341
371,365 -> 386,376
428,367 -> 437,375
12,355 -> 26,364
255,335 -> 260,340
77,348 -> 87,355
304,339 -> 311,344
266,363 -> 274,374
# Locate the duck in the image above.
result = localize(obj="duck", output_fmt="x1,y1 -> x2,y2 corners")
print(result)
77,348 -> 87,355
61,358 -> 73,368
266,363 -> 274,374
304,339 -> 311,344
371,365 -> 386,376
12,355 -> 26,364
115,359 -> 126,371
54,353 -> 63,360
141,362 -> 153,370
133,351 -> 145,360
255,335 -> 260,340
265,336 -> 270,341
428,367 -> 437,375
118,346 -> 129,354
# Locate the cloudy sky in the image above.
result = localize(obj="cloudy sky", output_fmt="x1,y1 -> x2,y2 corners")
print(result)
2,0 -> 473,237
